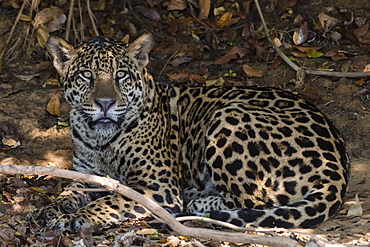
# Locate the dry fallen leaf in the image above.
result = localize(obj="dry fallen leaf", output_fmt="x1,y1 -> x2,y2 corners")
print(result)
166,73 -> 189,80
20,14 -> 32,22
205,77 -> 225,86
352,88 -> 368,97
354,23 -> 369,37
135,6 -> 161,21
354,78 -> 367,86
364,64 -> 370,72
189,74 -> 206,84
121,34 -> 130,43
318,12 -> 339,31
293,14 -> 304,25
178,236 -> 189,241
36,24 -> 49,48
170,56 -> 192,67
293,22 -> 308,45
325,49 -> 339,57
46,92 -> 61,116
295,46 -> 322,52
99,23 -> 114,37
242,65 -> 265,77
291,51 -> 307,58
42,78 -> 60,88
6,0 -> 20,8
44,13 -> 66,33
90,0 -> 106,11
2,137 -> 18,147
242,0 -> 253,17
355,17 -> 367,26
12,73 -> 39,81
163,236 -> 181,246
198,0 -> 210,20
241,23 -> 251,39
331,52 -> 348,61
167,0 -> 187,11
347,194 -> 363,217
136,228 -> 157,235
269,56 -> 282,70
214,47 -> 248,65
214,6 -> 225,16
33,6 -> 64,27
216,12 -> 233,27
272,37 -> 282,47
300,85 -> 322,102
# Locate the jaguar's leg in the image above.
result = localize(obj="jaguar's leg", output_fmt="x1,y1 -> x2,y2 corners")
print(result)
46,193 -> 145,232
45,181 -> 183,232
27,182 -> 104,228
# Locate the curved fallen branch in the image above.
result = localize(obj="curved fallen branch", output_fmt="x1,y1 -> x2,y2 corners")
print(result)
0,164 -> 301,247
175,216 -> 353,247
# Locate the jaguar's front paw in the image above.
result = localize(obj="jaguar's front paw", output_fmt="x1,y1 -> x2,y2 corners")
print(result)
47,213 -> 93,233
27,205 -> 61,228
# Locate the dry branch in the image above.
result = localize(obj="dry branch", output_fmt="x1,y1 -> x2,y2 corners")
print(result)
0,164 -> 301,247
175,216 -> 353,247
86,0 -> 99,36
65,0 -> 75,41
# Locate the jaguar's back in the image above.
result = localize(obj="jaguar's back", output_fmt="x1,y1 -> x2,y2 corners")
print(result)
27,34 -> 349,232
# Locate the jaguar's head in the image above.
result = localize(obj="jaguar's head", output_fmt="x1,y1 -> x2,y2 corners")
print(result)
46,34 -> 154,139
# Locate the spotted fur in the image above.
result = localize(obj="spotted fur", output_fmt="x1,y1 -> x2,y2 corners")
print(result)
27,34 -> 349,232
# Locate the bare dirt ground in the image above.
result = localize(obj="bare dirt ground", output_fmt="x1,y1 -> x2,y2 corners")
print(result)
1,0 -> 370,246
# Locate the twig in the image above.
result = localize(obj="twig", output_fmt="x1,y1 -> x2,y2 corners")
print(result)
0,164 -> 301,247
86,0 -> 99,36
304,69 -> 370,78
78,0 -> 84,42
23,0 -> 40,55
4,36 -> 22,63
0,0 -> 27,59
176,216 -> 276,235
65,0 -> 75,41
65,187 -> 108,192
253,0 -> 370,78
158,51 -> 178,80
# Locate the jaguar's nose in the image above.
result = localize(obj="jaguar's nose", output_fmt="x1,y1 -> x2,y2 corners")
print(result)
95,99 -> 116,114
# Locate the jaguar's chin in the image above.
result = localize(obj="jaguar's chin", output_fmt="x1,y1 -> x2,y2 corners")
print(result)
91,124 -> 121,145
92,122 -> 118,131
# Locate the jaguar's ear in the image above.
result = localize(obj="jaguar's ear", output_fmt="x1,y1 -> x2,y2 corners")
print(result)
46,36 -> 75,75
128,33 -> 154,70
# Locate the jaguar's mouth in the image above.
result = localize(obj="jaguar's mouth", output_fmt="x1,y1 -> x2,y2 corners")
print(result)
95,116 -> 117,124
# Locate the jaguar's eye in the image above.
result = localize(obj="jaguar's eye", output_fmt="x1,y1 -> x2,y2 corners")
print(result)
83,71 -> 92,78
116,71 -> 125,78
79,71 -> 93,81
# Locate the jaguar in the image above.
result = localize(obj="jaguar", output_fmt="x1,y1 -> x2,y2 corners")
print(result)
27,34 -> 349,232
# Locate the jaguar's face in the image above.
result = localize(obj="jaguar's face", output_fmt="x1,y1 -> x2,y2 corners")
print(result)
46,35 -> 154,133
63,41 -> 146,129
